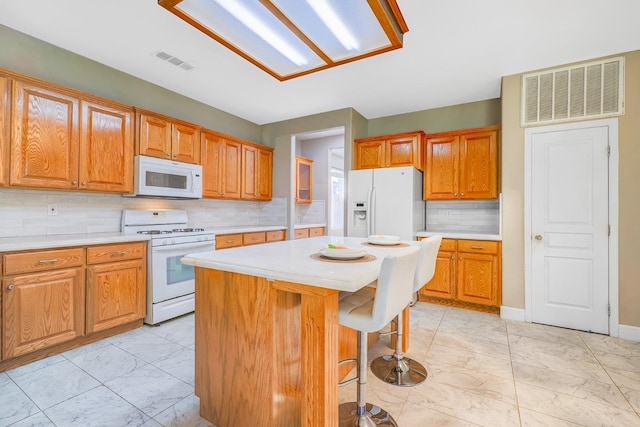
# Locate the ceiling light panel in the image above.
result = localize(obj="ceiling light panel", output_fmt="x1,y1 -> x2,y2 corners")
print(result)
273,0 -> 390,61
159,0 -> 407,80
176,0 -> 325,76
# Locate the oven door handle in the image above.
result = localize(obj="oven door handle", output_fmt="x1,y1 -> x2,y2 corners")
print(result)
152,241 -> 215,252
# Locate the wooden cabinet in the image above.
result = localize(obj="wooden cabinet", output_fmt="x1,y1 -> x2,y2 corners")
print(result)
86,242 -> 146,333
295,156 -> 313,204
424,126 -> 499,200
216,230 -> 286,250
136,109 -> 200,164
353,131 -> 425,170
201,129 -> 272,201
0,75 -> 9,186
9,78 -> 134,193
418,237 -> 501,311
2,248 -> 86,359
294,226 -> 325,239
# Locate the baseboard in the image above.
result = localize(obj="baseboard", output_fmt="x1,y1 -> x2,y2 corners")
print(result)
500,306 -> 526,322
619,324 -> 640,342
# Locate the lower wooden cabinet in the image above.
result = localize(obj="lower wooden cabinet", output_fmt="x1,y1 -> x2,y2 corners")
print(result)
1,241 -> 146,367
294,226 -> 325,239
418,238 -> 501,310
86,243 -> 146,333
215,229 -> 286,250
3,266 -> 85,359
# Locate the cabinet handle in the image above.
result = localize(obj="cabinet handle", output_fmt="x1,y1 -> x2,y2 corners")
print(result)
72,180 -> 78,185
111,251 -> 127,256
7,284 -> 14,290
459,256 -> 462,260
471,245 -> 483,250
460,192 -> 465,196
453,192 -> 457,197
226,240 -> 234,243
82,181 -> 87,186
37,258 -> 59,264
166,153 -> 171,157
450,255 -> 454,260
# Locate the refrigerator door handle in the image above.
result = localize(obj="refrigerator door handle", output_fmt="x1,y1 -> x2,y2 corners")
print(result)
370,186 -> 377,235
366,186 -> 372,236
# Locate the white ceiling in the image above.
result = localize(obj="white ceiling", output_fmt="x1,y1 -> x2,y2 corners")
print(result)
1,0 -> 639,125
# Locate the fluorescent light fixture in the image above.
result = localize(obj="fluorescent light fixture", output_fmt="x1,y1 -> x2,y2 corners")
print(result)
159,0 -> 408,81
306,0 -> 359,51
214,0 -> 308,66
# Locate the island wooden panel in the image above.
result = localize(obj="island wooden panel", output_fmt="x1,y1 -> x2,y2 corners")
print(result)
194,268 -> 340,427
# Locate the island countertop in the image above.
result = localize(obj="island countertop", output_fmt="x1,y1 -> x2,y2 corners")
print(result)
181,236 -> 418,293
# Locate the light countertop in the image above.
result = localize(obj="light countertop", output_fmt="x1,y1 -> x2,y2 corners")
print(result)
416,231 -> 502,241
0,232 -> 151,253
181,236 -> 419,292
207,225 -> 286,235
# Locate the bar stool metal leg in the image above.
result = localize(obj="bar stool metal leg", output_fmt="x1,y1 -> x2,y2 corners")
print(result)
370,310 -> 428,386
339,331 -> 398,427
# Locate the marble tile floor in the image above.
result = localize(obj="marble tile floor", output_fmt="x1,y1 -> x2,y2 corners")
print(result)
1,303 -> 639,426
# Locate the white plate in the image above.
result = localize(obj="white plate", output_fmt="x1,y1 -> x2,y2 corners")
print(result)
367,235 -> 401,245
319,247 -> 367,260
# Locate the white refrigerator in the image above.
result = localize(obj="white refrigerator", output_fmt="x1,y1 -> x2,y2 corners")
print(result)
347,166 -> 424,240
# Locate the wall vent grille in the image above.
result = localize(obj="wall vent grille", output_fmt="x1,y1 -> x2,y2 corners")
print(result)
153,51 -> 195,71
521,57 -> 624,126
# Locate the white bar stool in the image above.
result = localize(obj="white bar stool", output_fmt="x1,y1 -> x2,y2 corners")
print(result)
338,247 -> 421,427
370,235 -> 442,387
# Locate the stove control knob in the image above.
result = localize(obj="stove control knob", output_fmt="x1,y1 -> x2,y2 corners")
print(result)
171,239 -> 176,245
163,239 -> 169,245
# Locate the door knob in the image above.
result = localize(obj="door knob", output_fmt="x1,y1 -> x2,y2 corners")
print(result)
534,235 -> 543,241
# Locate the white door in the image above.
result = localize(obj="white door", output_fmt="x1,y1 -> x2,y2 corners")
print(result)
530,126 -> 609,333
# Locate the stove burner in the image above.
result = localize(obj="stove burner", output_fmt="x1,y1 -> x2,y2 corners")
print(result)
136,230 -> 172,235
172,228 -> 205,232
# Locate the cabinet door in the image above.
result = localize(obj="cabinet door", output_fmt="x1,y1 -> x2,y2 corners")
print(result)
0,75 -> 8,186
201,131 -> 224,198
458,130 -> 498,199
138,112 -> 171,159
79,100 -> 133,193
172,122 -> 200,164
424,135 -> 458,200
418,250 -> 455,299
3,267 -> 85,359
10,81 -> 79,189
387,134 -> 421,169
294,228 -> 309,239
295,156 -> 312,203
456,252 -> 499,306
353,139 -> 385,169
222,139 -> 242,199
86,259 -> 145,333
257,148 -> 273,201
241,144 -> 258,200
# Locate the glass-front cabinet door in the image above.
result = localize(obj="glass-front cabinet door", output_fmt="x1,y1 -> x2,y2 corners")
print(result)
295,156 -> 313,204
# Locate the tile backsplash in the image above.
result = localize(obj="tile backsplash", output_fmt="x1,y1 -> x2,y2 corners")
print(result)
425,198 -> 501,234
0,189 -> 286,238
295,200 -> 326,225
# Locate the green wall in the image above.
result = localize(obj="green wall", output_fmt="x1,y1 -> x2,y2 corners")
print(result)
368,98 -> 501,135
0,24 -> 261,142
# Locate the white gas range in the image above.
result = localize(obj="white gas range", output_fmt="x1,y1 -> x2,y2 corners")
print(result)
122,209 -> 215,325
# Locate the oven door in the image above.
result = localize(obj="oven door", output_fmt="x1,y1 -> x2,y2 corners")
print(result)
150,240 -> 215,303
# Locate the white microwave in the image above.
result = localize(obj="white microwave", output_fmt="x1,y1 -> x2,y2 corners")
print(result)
128,155 -> 203,199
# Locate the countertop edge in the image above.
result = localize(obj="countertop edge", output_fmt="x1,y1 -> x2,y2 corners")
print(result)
0,233 -> 151,252
416,231 -> 502,241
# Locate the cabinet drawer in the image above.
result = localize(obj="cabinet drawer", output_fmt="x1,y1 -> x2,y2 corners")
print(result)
457,240 -> 499,255
266,230 -> 285,242
87,242 -> 146,265
439,239 -> 457,252
216,234 -> 243,249
4,248 -> 85,275
309,227 -> 325,237
243,232 -> 266,246
294,229 -> 309,239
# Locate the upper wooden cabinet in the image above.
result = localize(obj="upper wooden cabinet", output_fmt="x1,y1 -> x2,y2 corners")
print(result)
424,125 -> 499,200
354,131 -> 425,170
135,109 -> 200,164
9,78 -> 134,193
295,156 -> 313,204
201,129 -> 272,201
0,75 -> 9,186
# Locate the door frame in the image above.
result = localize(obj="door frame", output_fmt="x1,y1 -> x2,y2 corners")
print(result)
524,118 -> 619,336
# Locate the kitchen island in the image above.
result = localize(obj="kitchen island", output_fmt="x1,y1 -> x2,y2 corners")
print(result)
181,236 -> 418,427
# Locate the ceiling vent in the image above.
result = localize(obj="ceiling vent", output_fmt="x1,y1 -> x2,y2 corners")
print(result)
153,51 -> 195,71
521,57 -> 624,126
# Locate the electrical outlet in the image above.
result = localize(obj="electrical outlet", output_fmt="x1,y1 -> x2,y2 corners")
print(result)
47,204 -> 58,216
